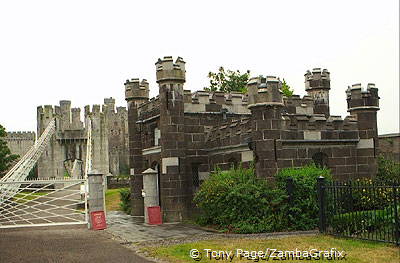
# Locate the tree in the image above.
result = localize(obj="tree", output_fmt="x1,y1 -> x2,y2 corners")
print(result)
205,67 -> 250,93
0,124 -> 19,176
281,78 -> 294,97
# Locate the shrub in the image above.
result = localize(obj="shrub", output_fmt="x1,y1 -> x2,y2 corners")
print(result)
193,165 -> 287,233
349,179 -> 395,211
332,206 -> 398,235
119,188 -> 131,214
274,164 -> 332,230
376,155 -> 400,183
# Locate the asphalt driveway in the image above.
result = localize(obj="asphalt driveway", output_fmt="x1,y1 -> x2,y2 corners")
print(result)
0,225 -> 151,263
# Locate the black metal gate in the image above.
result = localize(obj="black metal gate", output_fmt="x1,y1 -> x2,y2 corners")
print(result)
317,177 -> 400,245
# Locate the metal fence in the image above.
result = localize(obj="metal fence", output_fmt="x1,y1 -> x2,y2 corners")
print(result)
317,177 -> 400,245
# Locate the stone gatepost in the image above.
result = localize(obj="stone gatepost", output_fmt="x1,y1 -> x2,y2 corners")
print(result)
88,170 -> 105,227
142,168 -> 159,224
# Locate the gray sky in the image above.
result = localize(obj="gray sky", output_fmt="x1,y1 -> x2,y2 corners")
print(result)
0,0 -> 398,134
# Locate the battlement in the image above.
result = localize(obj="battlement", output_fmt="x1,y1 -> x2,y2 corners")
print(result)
6,131 -> 36,140
284,94 -> 314,115
125,78 -> 150,100
346,83 -> 379,111
184,90 -> 249,114
247,76 -> 283,107
84,104 -> 102,116
155,56 -> 186,84
305,68 -> 330,91
205,118 -> 252,149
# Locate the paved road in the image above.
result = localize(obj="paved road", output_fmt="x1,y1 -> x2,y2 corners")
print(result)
0,225 -> 152,263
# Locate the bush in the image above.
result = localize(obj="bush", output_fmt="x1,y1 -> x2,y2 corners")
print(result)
376,155 -> 400,183
346,156 -> 399,211
193,164 -> 331,233
193,165 -> 287,233
275,164 -> 332,230
119,188 -> 131,214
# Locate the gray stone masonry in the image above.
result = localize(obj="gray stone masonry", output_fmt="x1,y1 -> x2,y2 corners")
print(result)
88,170 -> 105,227
142,168 -> 159,223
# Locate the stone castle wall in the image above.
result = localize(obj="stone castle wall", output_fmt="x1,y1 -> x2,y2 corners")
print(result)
379,133 -> 400,162
37,98 -> 128,179
5,132 -> 36,158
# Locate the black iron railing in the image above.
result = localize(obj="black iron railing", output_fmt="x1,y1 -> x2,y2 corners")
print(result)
317,177 -> 400,245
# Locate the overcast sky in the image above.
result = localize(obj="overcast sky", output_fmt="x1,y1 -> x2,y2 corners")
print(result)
0,0 -> 398,135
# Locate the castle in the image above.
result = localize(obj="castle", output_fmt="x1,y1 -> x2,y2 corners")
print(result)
35,98 -> 128,179
126,56 -> 380,222
3,56 -> 382,223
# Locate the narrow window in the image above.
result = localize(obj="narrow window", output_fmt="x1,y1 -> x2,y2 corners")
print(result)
192,164 -> 200,189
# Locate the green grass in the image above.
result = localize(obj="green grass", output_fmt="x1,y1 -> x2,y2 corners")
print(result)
13,191 -> 47,203
105,188 -> 128,211
141,235 -> 400,263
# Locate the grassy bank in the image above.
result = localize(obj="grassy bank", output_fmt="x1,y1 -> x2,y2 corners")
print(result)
142,235 -> 399,263
105,188 -> 128,211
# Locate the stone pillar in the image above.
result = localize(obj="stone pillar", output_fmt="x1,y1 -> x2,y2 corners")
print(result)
88,170 -> 105,227
142,168 -> 159,223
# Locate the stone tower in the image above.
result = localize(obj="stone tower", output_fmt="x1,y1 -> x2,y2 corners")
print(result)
346,83 -> 380,178
305,68 -> 330,116
248,76 -> 284,179
125,78 -> 150,216
156,56 -> 189,222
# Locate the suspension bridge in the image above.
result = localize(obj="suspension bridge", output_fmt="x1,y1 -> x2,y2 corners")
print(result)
0,119 -> 93,228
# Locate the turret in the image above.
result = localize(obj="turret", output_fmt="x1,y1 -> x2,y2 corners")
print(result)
305,68 -> 330,116
155,56 -> 187,222
124,78 -> 149,217
155,56 -> 186,85
346,83 -> 379,113
124,78 -> 149,107
248,76 -> 284,180
346,83 -> 380,178
247,76 -> 284,108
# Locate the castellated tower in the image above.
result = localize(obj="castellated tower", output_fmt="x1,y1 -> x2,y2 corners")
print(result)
248,76 -> 284,179
37,98 -> 129,180
346,83 -> 380,178
305,68 -> 330,117
125,79 -> 149,216
156,56 -> 188,222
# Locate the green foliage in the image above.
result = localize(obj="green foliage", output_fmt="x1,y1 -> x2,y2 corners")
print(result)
345,179 -> 395,211
194,164 -> 331,233
281,78 -> 294,97
206,67 -> 250,93
193,165 -> 287,233
376,155 -> 400,183
0,124 -> 19,177
332,206 -> 398,236
275,164 -> 332,230
119,188 -> 131,214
